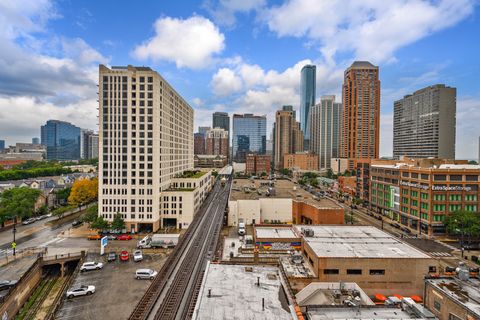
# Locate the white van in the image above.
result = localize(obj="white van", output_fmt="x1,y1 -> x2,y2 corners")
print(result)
238,222 -> 246,236
135,269 -> 158,280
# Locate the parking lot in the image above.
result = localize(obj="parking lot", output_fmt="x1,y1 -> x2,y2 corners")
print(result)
55,251 -> 168,320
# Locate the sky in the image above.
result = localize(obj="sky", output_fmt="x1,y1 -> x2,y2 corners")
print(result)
0,0 -> 479,159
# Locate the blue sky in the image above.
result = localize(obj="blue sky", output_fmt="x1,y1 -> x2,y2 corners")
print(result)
0,0 -> 479,158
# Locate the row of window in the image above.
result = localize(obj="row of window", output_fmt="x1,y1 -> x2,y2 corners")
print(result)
322,269 -> 385,275
102,76 -> 154,83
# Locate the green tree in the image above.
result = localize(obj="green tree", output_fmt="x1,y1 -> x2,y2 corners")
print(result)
90,216 -> 110,230
310,178 -> 318,187
36,205 -> 48,216
111,213 -> 126,231
260,171 -> 267,177
0,187 -> 42,222
51,205 -> 74,219
445,210 -> 480,245
326,168 -> 334,179
81,204 -> 99,224
56,187 -> 71,204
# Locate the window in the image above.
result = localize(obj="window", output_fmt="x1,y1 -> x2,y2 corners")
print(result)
433,300 -> 441,311
410,190 -> 418,197
466,205 -> 477,212
448,314 -> 461,320
449,204 -> 461,212
433,204 -> 446,211
410,209 -> 418,216
433,194 -> 446,201
449,175 -> 462,181
421,193 -> 429,200
323,269 -> 339,275
421,174 -> 429,180
369,269 -> 385,275
434,175 -> 446,181
347,269 -> 362,275
433,215 -> 445,222
466,175 -> 478,181
466,194 -> 477,201
449,194 -> 461,201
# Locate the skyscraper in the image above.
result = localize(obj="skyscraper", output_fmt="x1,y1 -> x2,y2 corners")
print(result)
300,65 -> 316,150
198,126 -> 211,136
80,129 -> 95,159
194,132 -> 206,155
341,61 -> 380,160
212,112 -> 230,133
41,120 -> 81,160
0,140 -> 4,151
32,137 -> 40,145
393,84 -> 456,159
232,114 -> 266,162
274,106 -> 303,169
310,95 -> 343,170
88,133 -> 99,159
98,65 -> 193,231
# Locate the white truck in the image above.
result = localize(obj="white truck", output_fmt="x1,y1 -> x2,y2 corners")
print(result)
137,234 -> 180,249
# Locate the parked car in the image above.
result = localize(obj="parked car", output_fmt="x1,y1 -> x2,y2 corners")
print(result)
105,234 -> 117,241
72,220 -> 83,228
117,234 -> 133,241
22,218 -> 36,225
80,261 -> 104,272
107,252 -> 116,262
401,227 -> 412,234
133,250 -> 143,262
120,250 -> 129,261
238,222 -> 246,236
66,285 -> 95,298
87,234 -> 102,240
0,280 -> 18,291
135,269 -> 158,280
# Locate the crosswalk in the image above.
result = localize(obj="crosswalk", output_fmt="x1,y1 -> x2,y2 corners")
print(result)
429,252 -> 452,257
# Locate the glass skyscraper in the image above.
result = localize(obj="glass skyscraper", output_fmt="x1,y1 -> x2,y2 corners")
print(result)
212,112 -> 230,133
232,114 -> 266,162
300,65 -> 316,150
41,120 -> 81,160
0,140 -> 5,151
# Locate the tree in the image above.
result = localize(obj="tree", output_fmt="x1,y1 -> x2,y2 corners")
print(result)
310,178 -> 318,187
68,178 -> 98,207
51,205 -> 73,219
0,187 -> 42,222
260,171 -> 267,177
36,205 -> 48,216
56,187 -> 71,205
90,216 -> 110,230
326,168 -> 334,179
111,213 -> 125,231
445,210 -> 480,246
81,204 -> 99,224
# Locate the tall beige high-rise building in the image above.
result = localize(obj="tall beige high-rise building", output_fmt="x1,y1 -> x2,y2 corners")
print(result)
310,95 -> 343,170
98,65 -> 194,232
341,61 -> 380,160
274,106 -> 303,169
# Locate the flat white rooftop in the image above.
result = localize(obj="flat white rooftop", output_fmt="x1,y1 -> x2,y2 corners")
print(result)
306,306 -> 429,319
294,225 -> 430,259
255,227 -> 298,239
194,263 -> 292,320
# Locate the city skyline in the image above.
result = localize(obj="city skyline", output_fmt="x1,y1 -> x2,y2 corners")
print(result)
0,1 -> 479,159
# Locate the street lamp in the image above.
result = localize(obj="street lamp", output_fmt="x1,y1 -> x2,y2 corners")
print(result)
12,216 -> 17,256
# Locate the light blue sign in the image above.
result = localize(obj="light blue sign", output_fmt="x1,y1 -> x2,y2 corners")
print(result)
101,236 -> 108,247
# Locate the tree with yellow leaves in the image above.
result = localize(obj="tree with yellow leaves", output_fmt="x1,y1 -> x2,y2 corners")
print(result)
68,178 -> 98,207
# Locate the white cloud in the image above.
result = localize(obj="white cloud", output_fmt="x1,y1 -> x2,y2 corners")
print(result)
263,0 -> 475,63
0,0 -> 107,145
191,97 -> 204,107
205,0 -> 266,26
211,68 -> 243,96
133,16 -> 225,69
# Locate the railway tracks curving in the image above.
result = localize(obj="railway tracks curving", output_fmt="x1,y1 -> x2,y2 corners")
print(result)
129,177 -> 231,320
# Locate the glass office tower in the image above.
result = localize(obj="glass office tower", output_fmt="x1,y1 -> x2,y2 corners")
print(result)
232,114 -> 266,162
300,65 -> 316,150
41,120 -> 81,160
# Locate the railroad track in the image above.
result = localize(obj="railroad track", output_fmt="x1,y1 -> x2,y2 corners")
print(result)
129,177 -> 231,320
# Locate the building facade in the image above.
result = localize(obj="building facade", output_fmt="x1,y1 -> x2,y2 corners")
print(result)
212,112 -> 229,133
274,107 -> 303,169
393,84 -> 456,159
341,61 -> 380,161
245,154 -> 271,175
300,65 -> 316,150
369,158 -> 480,236
232,114 -> 267,162
98,65 -> 194,232
205,127 -> 229,158
32,137 -> 40,145
310,95 -> 343,170
198,126 -> 210,136
194,154 -> 227,168
41,120 -> 81,160
0,140 -> 5,151
194,132 -> 206,155
88,133 -> 99,159
284,153 -> 318,171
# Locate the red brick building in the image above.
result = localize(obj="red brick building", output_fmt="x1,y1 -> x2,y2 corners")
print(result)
194,133 -> 205,155
205,128 -> 229,159
245,154 -> 271,175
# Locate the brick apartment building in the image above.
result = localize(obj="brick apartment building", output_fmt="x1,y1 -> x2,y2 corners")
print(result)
245,154 -> 271,175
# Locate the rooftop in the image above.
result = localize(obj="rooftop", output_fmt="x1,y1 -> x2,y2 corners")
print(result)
427,277 -> 480,317
306,306 -> 432,320
193,263 -> 291,320
294,225 -> 431,259
230,179 -> 341,209
176,170 -> 207,179
296,282 -> 374,307
255,226 -> 298,239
